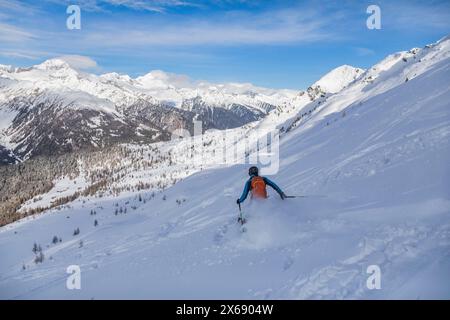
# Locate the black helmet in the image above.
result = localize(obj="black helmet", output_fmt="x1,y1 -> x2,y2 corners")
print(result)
248,166 -> 259,176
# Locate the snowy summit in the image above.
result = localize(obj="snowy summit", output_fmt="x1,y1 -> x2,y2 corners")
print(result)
312,65 -> 364,93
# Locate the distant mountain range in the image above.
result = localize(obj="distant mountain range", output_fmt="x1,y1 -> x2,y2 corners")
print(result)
0,58 -> 363,163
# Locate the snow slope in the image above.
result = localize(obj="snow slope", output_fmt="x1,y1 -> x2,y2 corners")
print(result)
0,37 -> 449,299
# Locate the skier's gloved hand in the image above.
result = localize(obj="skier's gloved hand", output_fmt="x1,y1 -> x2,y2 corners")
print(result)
236,199 -> 240,204
280,192 -> 287,200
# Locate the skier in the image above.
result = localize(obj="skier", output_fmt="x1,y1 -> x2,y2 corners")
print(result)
236,166 -> 286,205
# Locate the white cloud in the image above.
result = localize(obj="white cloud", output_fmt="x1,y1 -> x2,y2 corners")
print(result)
43,0 -> 199,12
0,22 -> 34,42
0,0 -> 41,15
0,50 -> 39,60
103,0 -> 198,12
0,1 -> 39,44
83,9 -> 333,47
0,0 -> 30,11
57,55 -> 98,70
137,69 -> 196,88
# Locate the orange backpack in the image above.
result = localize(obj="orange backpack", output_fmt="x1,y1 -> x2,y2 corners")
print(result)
251,176 -> 267,199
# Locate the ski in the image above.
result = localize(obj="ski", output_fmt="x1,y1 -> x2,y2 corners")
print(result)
237,203 -> 247,232
238,213 -> 247,232
237,216 -> 247,225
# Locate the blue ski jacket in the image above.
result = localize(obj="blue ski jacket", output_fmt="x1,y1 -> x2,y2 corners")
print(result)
238,174 -> 284,203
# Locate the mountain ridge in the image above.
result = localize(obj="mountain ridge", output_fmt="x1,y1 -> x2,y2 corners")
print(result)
0,59 -> 363,163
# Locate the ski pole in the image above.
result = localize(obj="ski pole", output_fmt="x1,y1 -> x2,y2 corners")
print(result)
285,195 -> 327,198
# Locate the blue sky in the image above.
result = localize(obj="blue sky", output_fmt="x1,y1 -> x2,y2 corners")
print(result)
0,0 -> 449,89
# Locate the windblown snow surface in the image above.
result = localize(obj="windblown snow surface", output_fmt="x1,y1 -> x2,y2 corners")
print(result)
0,37 -> 449,299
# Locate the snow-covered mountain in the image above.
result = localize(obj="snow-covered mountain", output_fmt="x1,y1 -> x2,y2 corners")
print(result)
0,36 -> 449,299
0,61 -> 302,162
312,65 -> 364,93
